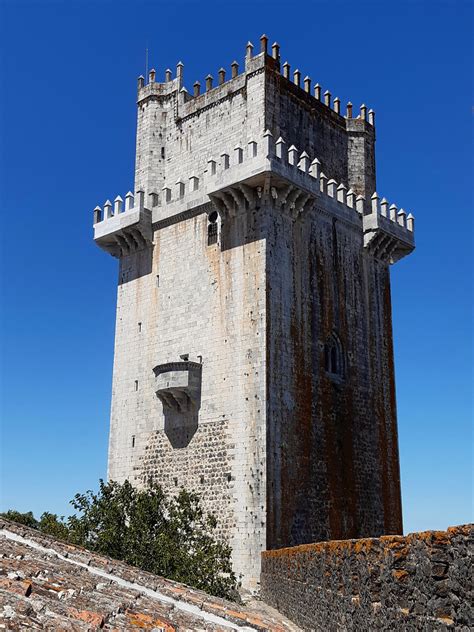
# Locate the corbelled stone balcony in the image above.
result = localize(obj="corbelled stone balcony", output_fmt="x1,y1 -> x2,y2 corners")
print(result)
153,360 -> 202,413
362,193 -> 415,263
93,191 -> 152,258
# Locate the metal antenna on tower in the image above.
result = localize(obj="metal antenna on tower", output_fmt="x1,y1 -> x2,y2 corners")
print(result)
145,45 -> 149,79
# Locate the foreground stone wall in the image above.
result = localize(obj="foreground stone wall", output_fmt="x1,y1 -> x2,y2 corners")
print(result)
261,524 -> 473,631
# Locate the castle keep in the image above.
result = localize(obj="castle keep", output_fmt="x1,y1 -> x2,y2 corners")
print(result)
93,36 -> 415,591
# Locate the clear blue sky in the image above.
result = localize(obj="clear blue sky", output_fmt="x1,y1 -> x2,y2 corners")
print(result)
0,0 -> 472,534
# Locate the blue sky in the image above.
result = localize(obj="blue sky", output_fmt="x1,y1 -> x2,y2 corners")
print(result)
0,0 -> 472,534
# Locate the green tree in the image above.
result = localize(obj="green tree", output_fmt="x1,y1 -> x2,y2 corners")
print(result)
66,480 -> 238,599
1,481 -> 238,600
38,512 -> 70,541
0,510 -> 38,529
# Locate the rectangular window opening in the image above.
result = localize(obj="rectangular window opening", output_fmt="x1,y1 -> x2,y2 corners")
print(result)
138,322 -> 142,332
131,435 -> 135,448
134,380 -> 139,391
207,223 -> 218,246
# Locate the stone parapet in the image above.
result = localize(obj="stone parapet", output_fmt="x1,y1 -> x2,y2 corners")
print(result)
261,524 -> 473,631
93,191 -> 152,258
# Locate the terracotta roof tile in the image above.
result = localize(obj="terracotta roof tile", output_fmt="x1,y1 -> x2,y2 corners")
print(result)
0,519 -> 300,631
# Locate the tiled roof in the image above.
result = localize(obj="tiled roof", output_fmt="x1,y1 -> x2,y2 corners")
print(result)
0,519 -> 300,631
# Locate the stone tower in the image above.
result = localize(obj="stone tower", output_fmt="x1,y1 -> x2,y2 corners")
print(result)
93,36 -> 415,591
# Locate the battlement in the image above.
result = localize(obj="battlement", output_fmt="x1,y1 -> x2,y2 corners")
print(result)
93,130 -> 414,263
93,191 -> 152,258
96,129 -> 413,262
136,35 -> 375,127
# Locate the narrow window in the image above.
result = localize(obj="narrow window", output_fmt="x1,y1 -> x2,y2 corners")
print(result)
135,380 -> 139,391
138,322 -> 142,333
207,211 -> 219,245
200,475 -> 205,484
174,477 -> 178,487
131,435 -> 135,448
161,147 -> 165,159
156,274 -> 160,287
324,332 -> 344,379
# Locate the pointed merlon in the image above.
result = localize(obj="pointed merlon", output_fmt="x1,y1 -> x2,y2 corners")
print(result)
176,180 -> 185,198
271,42 -> 280,60
193,81 -> 201,97
165,69 -> 172,82
293,69 -> 301,87
304,76 -> 311,93
246,41 -> 254,60
346,189 -> 355,208
189,175 -> 200,192
314,83 -> 321,100
407,213 -> 415,232
275,136 -> 287,161
397,208 -> 407,228
104,200 -> 112,218
218,68 -> 226,85
220,152 -> 230,169
148,191 -> 159,207
327,179 -> 337,198
149,68 -> 156,83
207,157 -> 217,175
176,62 -> 184,86
333,97 -> 340,114
125,191 -> 134,211
368,109 -> 375,126
263,129 -> 273,157
162,186 -> 171,203
337,183 -> 347,204
309,157 -> 320,179
288,144 -> 298,166
380,197 -> 388,217
360,104 -> 367,121
114,195 -> 123,214
356,195 -> 365,214
324,90 -> 331,107
137,75 -> 145,90
319,172 -> 328,193
260,34 -> 268,54
346,101 -> 353,118
231,61 -> 239,78
234,144 -> 244,164
371,192 -> 380,213
389,203 -> 398,221
136,190 -> 145,209
298,151 -> 310,173
93,205 -> 102,224
206,74 -> 213,91
248,139 -> 258,158
282,61 -> 290,79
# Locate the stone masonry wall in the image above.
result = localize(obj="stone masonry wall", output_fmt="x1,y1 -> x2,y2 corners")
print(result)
108,207 -> 268,591
265,198 -> 402,551
261,524 -> 474,631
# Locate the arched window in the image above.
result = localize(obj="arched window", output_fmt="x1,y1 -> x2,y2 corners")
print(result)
207,210 -> 219,245
324,332 -> 344,379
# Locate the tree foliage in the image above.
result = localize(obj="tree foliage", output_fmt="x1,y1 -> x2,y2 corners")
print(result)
1,480 -> 238,600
